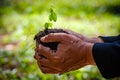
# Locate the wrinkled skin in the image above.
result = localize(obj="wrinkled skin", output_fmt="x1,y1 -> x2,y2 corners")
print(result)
63,29 -> 103,43
34,30 -> 103,74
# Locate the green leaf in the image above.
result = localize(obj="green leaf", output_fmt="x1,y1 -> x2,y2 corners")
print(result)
44,22 -> 49,29
48,22 -> 53,27
50,8 -> 53,13
44,22 -> 53,29
52,12 -> 57,22
49,8 -> 57,22
49,14 -> 53,21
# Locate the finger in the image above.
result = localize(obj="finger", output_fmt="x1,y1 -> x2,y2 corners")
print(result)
34,47 -> 44,60
40,33 -> 69,43
34,48 -> 39,60
37,44 -> 55,60
63,29 -> 73,34
63,29 -> 83,38
38,58 -> 62,71
62,63 -> 85,74
37,62 -> 59,74
40,66 -> 59,74
63,66 -> 81,74
63,29 -> 77,35
34,51 -> 37,60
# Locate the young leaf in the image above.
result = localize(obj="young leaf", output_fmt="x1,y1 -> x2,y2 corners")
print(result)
49,14 -> 53,21
44,22 -> 49,29
52,12 -> 57,22
44,22 -> 53,29
48,22 -> 53,27
49,8 -> 57,22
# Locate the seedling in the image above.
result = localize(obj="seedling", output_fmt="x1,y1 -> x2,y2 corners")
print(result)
44,8 -> 57,30
34,8 -> 67,50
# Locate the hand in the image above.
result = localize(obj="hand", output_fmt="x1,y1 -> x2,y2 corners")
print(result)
63,29 -> 103,43
34,33 -> 95,74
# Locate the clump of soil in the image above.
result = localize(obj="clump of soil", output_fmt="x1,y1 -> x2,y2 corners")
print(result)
34,29 -> 68,50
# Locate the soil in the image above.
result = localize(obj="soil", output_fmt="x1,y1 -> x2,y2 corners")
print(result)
34,29 -> 68,50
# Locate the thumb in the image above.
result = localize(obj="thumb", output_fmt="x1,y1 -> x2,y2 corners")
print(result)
41,33 -> 68,43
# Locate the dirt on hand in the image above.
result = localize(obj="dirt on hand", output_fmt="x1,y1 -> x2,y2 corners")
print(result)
34,29 -> 68,50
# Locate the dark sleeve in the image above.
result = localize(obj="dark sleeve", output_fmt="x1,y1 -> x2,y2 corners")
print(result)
99,35 -> 120,43
92,41 -> 120,79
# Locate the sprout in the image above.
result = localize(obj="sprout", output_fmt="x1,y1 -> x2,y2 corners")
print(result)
44,8 -> 57,29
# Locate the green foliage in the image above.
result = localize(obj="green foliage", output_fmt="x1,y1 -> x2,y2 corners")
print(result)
0,0 -> 120,80
44,22 -> 53,29
44,8 -> 57,29
49,8 -> 57,22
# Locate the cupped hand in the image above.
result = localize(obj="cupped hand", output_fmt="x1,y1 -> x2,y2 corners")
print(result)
34,33 -> 95,74
63,29 -> 103,43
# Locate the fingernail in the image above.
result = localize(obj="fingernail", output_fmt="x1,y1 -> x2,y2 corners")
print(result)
41,37 -> 45,41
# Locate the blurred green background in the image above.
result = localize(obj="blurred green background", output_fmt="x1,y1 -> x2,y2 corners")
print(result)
0,0 -> 120,80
